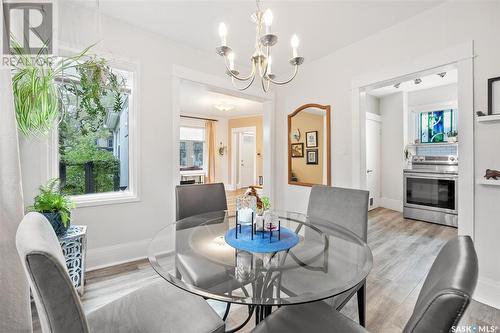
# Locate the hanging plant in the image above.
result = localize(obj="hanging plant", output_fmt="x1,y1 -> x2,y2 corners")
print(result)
11,39 -> 125,137
62,57 -> 125,135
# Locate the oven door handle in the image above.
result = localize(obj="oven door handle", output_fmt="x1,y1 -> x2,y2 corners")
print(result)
404,173 -> 458,180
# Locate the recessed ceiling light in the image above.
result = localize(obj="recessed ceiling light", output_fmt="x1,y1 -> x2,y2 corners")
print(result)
394,83 -> 401,89
437,72 -> 447,78
414,78 -> 422,85
214,104 -> 235,112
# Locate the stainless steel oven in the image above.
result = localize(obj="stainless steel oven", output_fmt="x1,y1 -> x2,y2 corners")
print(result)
403,156 -> 458,227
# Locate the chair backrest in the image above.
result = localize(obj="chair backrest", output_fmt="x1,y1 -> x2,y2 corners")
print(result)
16,212 -> 89,333
403,236 -> 478,333
307,186 -> 369,241
175,183 -> 228,220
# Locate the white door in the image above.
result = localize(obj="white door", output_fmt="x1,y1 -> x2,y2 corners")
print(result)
366,117 -> 381,210
239,132 -> 255,187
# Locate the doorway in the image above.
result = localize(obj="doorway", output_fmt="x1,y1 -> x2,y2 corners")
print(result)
366,114 -> 381,210
232,127 -> 257,188
352,42 -> 474,237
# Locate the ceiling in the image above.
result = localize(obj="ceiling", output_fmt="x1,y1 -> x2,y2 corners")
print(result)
180,80 -> 263,118
81,1 -> 443,74
368,69 -> 458,98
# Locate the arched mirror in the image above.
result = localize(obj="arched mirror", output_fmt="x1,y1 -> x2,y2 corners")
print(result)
288,104 -> 331,187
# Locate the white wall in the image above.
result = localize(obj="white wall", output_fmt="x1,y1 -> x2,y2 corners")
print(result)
408,83 -> 458,106
379,92 -> 404,211
19,3 -> 232,269
275,1 -> 500,308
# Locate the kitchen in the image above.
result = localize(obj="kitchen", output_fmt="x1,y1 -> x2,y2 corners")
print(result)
365,69 -> 459,228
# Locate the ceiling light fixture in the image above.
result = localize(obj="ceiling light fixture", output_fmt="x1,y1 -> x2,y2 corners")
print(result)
214,104 -> 235,112
394,83 -> 401,89
216,0 -> 304,92
414,78 -> 422,85
437,72 -> 447,78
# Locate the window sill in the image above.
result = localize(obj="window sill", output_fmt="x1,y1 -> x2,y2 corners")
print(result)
70,191 -> 139,208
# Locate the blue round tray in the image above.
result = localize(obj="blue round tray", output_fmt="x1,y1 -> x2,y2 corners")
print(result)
224,225 -> 299,253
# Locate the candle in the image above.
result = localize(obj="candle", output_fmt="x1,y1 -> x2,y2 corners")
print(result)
228,52 -> 235,70
267,56 -> 273,74
263,9 -> 273,35
219,22 -> 227,46
291,34 -> 299,58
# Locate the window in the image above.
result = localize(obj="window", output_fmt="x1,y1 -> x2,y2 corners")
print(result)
57,68 -> 134,199
179,127 -> 205,170
419,109 -> 456,143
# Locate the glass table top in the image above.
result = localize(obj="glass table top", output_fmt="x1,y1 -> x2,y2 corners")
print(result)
148,210 -> 373,306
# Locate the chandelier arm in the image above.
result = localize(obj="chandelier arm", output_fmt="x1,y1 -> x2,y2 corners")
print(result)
261,76 -> 271,92
266,65 -> 299,85
223,56 -> 256,81
258,46 -> 270,78
231,73 -> 257,91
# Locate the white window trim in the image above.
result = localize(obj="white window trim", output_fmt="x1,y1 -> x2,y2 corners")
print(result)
48,47 -> 141,208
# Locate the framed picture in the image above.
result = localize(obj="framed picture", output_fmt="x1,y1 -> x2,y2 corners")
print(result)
291,143 -> 304,158
306,149 -> 318,165
488,76 -> 500,115
306,131 -> 318,147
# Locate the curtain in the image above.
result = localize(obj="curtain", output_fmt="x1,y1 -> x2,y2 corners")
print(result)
205,121 -> 216,183
0,69 -> 32,331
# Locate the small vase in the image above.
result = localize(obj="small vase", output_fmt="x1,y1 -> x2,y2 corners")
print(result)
42,212 -> 70,236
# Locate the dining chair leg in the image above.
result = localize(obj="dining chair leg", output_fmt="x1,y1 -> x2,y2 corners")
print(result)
357,282 -> 366,327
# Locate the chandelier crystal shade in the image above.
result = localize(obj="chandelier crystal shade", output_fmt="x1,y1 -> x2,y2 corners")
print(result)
216,0 -> 304,92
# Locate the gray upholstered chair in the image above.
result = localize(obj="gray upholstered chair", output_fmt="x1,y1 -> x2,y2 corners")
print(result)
281,185 -> 369,325
252,235 -> 478,333
175,183 -> 227,220
16,212 -> 225,333
308,186 -> 369,324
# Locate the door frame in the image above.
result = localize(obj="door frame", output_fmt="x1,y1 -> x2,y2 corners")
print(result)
365,112 -> 382,210
351,41 -> 474,239
231,126 -> 257,189
171,65 -> 276,224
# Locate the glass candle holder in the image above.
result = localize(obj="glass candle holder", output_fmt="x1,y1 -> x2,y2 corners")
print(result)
236,195 -> 256,225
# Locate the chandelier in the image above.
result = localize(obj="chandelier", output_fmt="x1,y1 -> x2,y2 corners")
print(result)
216,0 -> 304,92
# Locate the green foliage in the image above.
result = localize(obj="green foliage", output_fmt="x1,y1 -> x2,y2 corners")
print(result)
11,38 -> 125,137
63,58 -> 125,135
29,179 -> 75,227
261,196 -> 271,211
61,132 -> 120,195
10,39 -> 89,137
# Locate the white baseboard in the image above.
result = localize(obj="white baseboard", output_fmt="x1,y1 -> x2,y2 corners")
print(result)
86,238 -> 151,271
474,276 -> 500,310
380,197 -> 403,212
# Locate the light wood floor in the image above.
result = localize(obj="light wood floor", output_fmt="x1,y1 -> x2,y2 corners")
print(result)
33,208 -> 500,332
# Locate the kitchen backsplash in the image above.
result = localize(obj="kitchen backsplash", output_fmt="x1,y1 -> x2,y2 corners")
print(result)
416,145 -> 457,156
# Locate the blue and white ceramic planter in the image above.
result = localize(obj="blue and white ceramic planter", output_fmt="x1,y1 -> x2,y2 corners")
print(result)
42,212 -> 70,236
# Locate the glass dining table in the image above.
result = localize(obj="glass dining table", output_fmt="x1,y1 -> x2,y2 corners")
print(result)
148,210 -> 373,331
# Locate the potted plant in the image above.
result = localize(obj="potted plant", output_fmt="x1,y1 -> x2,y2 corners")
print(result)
447,130 -> 458,143
29,179 -> 75,236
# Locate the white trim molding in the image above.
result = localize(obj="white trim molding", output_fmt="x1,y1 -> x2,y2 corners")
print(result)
380,197 -> 403,212
48,48 -> 141,208
86,238 -> 151,271
474,277 -> 500,310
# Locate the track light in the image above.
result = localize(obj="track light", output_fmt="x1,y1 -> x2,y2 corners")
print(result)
414,78 -> 422,85
437,72 -> 447,78
394,83 -> 401,89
